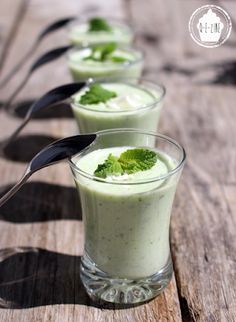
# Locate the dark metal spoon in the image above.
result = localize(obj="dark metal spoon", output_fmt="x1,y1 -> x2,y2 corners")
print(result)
0,82 -> 86,150
0,16 -> 76,89
3,45 -> 73,111
0,133 -> 96,207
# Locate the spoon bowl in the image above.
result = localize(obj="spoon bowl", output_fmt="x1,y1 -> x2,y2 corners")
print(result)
0,82 -> 86,150
0,16 -> 76,89
0,133 -> 96,207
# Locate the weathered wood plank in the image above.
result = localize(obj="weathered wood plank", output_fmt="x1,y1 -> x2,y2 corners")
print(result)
166,84 -> 236,322
128,0 -> 236,321
1,0 -> 236,320
0,0 -> 182,321
0,0 -> 29,74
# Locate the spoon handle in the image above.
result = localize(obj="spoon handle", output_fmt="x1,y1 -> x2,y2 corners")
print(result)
2,82 -> 86,149
0,16 -> 75,89
0,133 -> 96,207
4,45 -> 72,111
37,16 -> 76,40
29,45 -> 72,73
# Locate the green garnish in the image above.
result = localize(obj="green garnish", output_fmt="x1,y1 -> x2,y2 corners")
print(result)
94,154 -> 123,179
83,43 -> 117,62
88,17 -> 112,32
83,43 -> 131,63
94,149 -> 158,178
111,56 -> 129,63
79,83 -> 117,105
119,149 -> 158,173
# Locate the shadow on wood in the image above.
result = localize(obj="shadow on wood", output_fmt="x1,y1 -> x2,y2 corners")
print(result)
0,247 -> 89,308
0,247 -> 145,310
160,60 -> 236,86
210,61 -> 236,86
0,181 -> 82,223
2,134 -> 60,163
6,100 -> 74,119
139,32 -> 160,44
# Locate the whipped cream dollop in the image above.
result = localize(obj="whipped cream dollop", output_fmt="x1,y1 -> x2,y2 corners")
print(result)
106,93 -> 145,110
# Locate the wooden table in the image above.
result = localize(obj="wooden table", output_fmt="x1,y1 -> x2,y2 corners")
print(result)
0,0 -> 236,321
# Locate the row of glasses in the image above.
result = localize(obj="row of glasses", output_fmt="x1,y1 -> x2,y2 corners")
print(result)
1,15 -> 186,305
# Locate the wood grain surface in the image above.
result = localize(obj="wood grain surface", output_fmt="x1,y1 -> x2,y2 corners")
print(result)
0,0 -> 236,321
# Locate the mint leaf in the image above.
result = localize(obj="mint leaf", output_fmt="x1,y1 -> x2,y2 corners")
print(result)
94,154 -> 124,178
119,149 -> 157,174
79,84 -> 117,105
83,43 -> 130,63
94,149 -> 157,178
89,17 -> 112,32
83,43 -> 117,62
99,43 -> 117,60
111,55 -> 129,63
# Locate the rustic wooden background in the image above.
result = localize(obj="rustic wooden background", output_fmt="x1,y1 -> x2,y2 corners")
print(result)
0,0 -> 236,321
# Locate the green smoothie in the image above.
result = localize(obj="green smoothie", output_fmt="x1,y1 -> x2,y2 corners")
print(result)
67,44 -> 143,82
71,81 -> 165,133
68,17 -> 133,46
69,129 -> 185,304
73,146 -> 178,279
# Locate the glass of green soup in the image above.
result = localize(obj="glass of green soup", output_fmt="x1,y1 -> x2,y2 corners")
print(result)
69,129 -> 186,304
71,77 -> 165,133
66,43 -> 144,82
68,17 -> 134,46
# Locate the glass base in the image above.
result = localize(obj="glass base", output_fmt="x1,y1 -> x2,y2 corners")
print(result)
80,253 -> 173,304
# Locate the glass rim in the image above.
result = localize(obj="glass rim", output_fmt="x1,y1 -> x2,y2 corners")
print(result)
68,129 -> 186,185
71,77 -> 166,114
66,44 -> 144,68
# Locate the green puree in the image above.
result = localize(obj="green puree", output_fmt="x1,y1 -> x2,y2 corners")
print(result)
71,82 -> 162,133
68,17 -> 133,46
67,44 -> 143,82
71,82 -> 163,134
74,146 -> 178,279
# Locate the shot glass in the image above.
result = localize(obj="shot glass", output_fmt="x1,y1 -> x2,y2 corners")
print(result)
69,129 -> 186,304
71,77 -> 165,133
66,45 -> 144,82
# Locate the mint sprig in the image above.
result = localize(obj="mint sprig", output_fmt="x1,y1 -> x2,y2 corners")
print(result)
111,55 -> 128,63
83,43 -> 117,62
88,17 -> 112,32
79,83 -> 117,105
94,149 -> 157,178
94,154 -> 123,178
83,43 -> 131,63
119,149 -> 158,173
